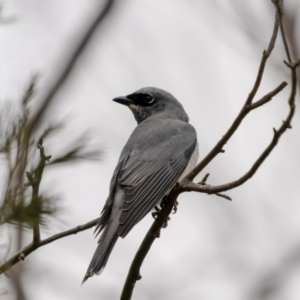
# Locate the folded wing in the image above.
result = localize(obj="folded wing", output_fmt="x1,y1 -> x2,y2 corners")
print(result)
117,120 -> 197,237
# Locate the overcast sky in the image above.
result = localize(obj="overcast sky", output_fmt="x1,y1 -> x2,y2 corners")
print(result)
1,1 -> 300,300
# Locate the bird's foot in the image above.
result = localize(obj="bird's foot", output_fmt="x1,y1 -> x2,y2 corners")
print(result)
152,198 -> 178,228
162,216 -> 170,228
151,205 -> 170,228
172,200 -> 179,214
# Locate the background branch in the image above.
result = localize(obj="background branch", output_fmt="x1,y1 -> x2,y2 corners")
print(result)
4,0 -> 116,213
0,218 -> 98,275
25,139 -> 51,244
27,0 -> 115,135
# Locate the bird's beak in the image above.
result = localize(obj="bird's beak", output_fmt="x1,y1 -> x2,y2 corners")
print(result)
112,96 -> 134,106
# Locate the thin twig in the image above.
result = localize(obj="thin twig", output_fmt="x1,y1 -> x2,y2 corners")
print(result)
245,6 -> 280,106
273,0 -> 292,63
250,81 -> 287,110
0,219 -> 98,275
198,173 -> 210,184
215,193 -> 232,201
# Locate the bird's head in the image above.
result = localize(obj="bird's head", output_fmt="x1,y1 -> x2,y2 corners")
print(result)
113,87 -> 189,123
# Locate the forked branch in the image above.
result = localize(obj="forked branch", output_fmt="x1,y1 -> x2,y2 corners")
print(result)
184,6 -> 281,182
120,2 -> 298,299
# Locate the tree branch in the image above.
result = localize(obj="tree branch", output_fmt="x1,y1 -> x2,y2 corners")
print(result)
121,1 -> 298,299
1,2 -> 296,299
184,7 -> 280,182
120,189 -> 181,300
273,0 -> 292,64
0,218 -> 98,275
181,59 -> 298,194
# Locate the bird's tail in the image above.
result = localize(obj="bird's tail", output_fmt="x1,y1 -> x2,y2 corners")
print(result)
82,220 -> 119,284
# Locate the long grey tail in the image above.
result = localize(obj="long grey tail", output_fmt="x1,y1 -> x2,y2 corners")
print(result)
82,221 -> 119,284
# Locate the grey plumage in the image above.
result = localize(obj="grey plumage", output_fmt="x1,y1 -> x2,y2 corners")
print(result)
83,87 -> 198,283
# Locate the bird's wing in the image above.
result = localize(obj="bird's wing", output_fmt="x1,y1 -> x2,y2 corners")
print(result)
116,119 -> 197,237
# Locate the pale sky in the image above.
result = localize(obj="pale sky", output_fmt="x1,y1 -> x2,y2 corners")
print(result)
0,1 -> 300,300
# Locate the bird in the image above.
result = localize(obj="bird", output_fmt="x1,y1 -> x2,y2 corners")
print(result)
82,87 -> 198,283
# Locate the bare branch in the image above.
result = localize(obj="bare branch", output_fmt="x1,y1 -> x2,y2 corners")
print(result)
181,60 -> 298,195
272,0 -> 293,63
185,7 -> 281,182
245,6 -> 280,106
184,64 -> 298,196
120,189 -> 180,300
121,2 -> 298,299
0,219 -> 98,275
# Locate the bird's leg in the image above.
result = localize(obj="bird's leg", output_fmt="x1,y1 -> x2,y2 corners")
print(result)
161,197 -> 170,228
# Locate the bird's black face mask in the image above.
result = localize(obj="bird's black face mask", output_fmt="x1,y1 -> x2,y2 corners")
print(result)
114,92 -> 164,123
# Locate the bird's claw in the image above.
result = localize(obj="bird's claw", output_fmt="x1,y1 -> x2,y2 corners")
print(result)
151,206 -> 169,228
172,201 -> 179,214
152,199 -> 178,227
162,217 -> 170,228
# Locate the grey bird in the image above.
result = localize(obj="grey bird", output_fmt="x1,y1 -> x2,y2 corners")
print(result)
83,87 -> 198,283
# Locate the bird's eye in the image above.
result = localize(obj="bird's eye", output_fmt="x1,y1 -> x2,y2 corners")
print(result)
144,94 -> 154,104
